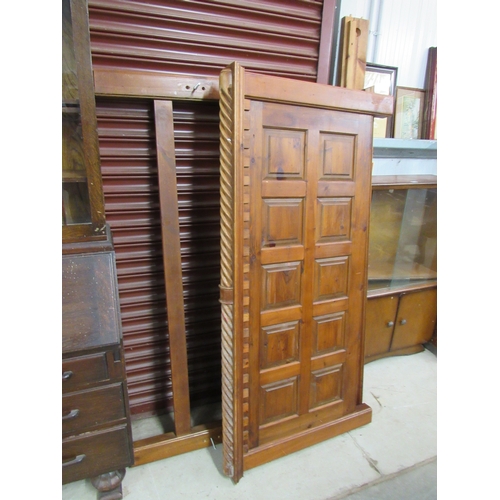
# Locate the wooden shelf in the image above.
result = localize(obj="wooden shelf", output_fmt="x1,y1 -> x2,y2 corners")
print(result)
367,279 -> 437,298
372,174 -> 437,188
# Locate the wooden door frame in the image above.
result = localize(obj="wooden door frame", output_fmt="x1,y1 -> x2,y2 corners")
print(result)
87,0 -> 369,472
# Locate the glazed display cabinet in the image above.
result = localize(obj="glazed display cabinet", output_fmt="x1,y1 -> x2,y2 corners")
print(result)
365,175 -> 437,362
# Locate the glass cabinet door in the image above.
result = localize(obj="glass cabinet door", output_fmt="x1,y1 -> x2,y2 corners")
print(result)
368,184 -> 437,292
63,0 -> 90,225
62,0 -> 106,243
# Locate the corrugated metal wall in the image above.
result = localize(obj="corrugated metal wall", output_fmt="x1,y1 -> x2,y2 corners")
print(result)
97,99 -> 222,417
89,0 -> 324,81
89,0 -> 329,419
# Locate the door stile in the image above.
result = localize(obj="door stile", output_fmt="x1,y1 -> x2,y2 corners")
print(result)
247,100 -> 263,451
298,128 -> 319,416
349,116 -> 374,406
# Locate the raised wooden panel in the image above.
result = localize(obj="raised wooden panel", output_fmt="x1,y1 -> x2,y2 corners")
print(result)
261,262 -> 302,310
260,321 -> 300,369
263,129 -> 306,179
262,198 -> 304,247
316,197 -> 352,243
320,133 -> 355,179
314,257 -> 349,302
310,365 -> 343,409
259,377 -> 299,426
313,312 -> 345,355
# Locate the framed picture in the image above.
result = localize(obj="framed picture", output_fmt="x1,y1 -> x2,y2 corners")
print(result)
394,87 -> 426,139
363,63 -> 398,138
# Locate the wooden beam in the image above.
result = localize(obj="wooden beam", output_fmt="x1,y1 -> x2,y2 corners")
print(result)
244,69 -> 394,118
94,68 -> 220,100
337,16 -> 369,89
154,100 -> 191,436
133,423 -> 222,466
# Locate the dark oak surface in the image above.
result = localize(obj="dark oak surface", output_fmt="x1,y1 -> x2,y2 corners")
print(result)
62,236 -> 133,496
62,252 -> 121,352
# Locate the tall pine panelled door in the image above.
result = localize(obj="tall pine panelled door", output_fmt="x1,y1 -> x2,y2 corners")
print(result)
219,62 -> 393,483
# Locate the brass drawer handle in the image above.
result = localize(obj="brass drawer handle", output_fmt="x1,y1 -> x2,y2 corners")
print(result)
62,371 -> 73,381
62,454 -> 86,468
62,409 -> 80,421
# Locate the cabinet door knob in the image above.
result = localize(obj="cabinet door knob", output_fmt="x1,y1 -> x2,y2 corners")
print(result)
62,409 -> 80,421
62,370 -> 73,381
400,319 -> 407,325
387,321 -> 394,327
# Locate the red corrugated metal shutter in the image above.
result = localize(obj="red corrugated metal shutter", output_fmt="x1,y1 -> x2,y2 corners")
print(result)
97,98 -> 222,417
89,0 -> 324,81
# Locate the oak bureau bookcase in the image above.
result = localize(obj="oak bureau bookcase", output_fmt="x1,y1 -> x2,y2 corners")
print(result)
218,62 -> 393,482
62,0 -> 133,498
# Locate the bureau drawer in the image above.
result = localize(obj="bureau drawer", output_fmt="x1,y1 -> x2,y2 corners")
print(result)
62,425 -> 133,484
62,383 -> 126,436
62,353 -> 111,393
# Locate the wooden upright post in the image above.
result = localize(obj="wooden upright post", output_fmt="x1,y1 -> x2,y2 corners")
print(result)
154,100 -> 191,436
337,16 -> 370,89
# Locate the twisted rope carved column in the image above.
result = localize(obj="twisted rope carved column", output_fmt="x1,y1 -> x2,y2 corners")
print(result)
219,67 -> 236,479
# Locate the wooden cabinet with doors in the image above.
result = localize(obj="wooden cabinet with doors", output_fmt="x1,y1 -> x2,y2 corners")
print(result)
365,175 -> 437,363
219,62 -> 393,482
62,0 -> 133,498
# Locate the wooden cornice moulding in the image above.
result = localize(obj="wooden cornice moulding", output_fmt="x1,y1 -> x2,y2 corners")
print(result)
94,68 -> 220,100
93,69 -> 393,116
243,71 -> 393,117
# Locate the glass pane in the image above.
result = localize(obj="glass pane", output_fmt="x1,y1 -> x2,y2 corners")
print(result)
368,187 -> 437,291
62,0 -> 91,226
62,0 -> 78,102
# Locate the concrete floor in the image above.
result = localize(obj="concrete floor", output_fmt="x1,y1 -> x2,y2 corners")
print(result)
62,348 -> 437,500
